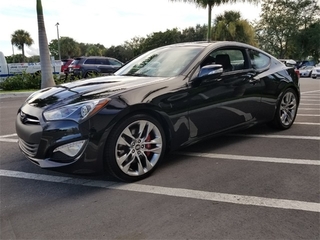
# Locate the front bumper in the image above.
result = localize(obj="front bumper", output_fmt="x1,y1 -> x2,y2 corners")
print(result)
15,110 -> 104,174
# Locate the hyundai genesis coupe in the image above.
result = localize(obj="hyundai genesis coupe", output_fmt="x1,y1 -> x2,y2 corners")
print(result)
15,42 -> 300,181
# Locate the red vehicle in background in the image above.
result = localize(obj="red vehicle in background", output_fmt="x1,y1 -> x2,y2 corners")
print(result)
61,59 -> 73,75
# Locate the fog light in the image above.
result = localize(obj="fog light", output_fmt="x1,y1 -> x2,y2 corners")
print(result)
53,140 -> 86,157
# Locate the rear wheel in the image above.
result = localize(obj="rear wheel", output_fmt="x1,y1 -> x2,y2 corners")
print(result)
270,88 -> 298,129
104,114 -> 166,182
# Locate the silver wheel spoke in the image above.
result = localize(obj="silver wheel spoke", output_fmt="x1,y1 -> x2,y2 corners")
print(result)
122,128 -> 135,142
144,146 -> 162,154
117,135 -> 131,147
138,121 -> 147,138
136,156 -> 145,175
122,155 -> 135,173
117,152 -> 131,166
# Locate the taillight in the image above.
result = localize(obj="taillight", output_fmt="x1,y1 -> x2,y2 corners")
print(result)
73,65 -> 81,69
295,69 -> 300,78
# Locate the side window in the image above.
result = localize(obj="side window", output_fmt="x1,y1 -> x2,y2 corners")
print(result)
201,49 -> 247,72
249,50 -> 270,69
109,59 -> 123,67
84,58 -> 96,64
99,59 -> 110,65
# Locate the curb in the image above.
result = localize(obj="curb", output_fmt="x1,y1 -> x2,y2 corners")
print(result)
0,92 -> 33,99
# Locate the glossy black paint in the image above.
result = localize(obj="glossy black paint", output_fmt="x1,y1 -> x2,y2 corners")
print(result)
15,42 -> 300,174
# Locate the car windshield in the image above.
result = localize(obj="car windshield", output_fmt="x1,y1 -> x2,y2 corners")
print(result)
115,46 -> 204,77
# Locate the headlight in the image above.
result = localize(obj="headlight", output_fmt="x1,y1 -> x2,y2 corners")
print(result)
43,98 -> 110,122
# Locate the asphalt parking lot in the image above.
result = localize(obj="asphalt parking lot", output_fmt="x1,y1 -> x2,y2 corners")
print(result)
0,78 -> 319,240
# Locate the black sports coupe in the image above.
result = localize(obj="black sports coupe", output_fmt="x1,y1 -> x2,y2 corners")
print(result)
15,42 -> 300,181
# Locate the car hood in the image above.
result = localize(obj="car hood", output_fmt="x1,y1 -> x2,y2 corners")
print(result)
26,75 -> 170,109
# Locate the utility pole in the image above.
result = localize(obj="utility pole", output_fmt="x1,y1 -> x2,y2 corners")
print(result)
55,22 -> 61,60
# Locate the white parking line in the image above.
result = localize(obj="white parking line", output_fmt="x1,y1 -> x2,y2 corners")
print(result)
294,122 -> 320,125
230,133 -> 320,140
0,139 -> 18,143
177,152 -> 320,166
299,103 -> 320,106
0,169 -> 319,213
299,108 -> 320,110
297,114 -> 320,116
0,134 -> 17,138
301,90 -> 320,94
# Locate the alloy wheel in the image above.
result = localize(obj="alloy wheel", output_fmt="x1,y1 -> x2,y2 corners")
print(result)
279,91 -> 297,126
115,120 -> 163,177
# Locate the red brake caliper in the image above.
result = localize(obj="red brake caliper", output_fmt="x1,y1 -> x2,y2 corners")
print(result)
145,134 -> 151,157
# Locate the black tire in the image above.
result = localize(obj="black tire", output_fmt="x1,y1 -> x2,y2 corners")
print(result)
270,88 -> 298,130
104,114 -> 166,182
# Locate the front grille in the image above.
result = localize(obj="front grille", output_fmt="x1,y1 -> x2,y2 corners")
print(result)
18,138 -> 39,157
20,111 -> 40,125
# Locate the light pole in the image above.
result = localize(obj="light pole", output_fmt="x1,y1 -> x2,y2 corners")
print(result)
55,22 -> 61,60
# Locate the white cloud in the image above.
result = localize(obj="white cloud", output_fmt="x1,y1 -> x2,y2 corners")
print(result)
0,0 -> 261,57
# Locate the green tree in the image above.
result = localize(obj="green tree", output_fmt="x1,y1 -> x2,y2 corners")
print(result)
49,37 -> 81,59
11,29 -> 34,62
124,37 -> 146,56
37,0 -> 55,88
294,21 -> 320,61
180,24 -> 207,42
60,37 -> 81,58
140,28 -> 182,53
212,11 -> 257,45
85,44 -> 106,56
255,0 -> 320,58
48,39 -> 59,58
5,54 -> 24,63
169,0 -> 259,41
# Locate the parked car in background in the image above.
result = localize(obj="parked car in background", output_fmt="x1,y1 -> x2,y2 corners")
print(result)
61,59 -> 73,75
279,59 -> 300,78
311,64 -> 320,79
15,41 -> 300,182
296,60 -> 315,69
299,66 -> 314,77
279,59 -> 296,67
68,56 -> 123,78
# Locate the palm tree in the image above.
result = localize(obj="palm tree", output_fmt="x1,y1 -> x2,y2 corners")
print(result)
36,0 -> 55,88
11,29 -> 34,62
169,0 -> 260,41
213,11 -> 257,45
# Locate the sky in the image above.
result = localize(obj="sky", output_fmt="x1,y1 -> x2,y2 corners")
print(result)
0,0 -> 262,57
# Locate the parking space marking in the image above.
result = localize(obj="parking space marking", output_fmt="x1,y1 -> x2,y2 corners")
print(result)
299,103 -> 320,106
230,133 -> 320,140
177,152 -> 320,166
294,122 -> 320,125
301,90 -> 320,94
0,139 -> 18,143
298,108 -> 320,111
297,114 -> 320,116
0,134 -> 17,138
0,169 -> 319,213
0,134 -> 18,143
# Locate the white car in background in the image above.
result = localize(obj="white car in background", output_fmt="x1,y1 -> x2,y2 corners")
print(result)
311,64 -> 320,79
299,66 -> 314,77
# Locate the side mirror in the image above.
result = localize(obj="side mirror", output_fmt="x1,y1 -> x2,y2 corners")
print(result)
199,64 -> 223,77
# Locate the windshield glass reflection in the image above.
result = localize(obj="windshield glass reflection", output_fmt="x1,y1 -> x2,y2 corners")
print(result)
115,46 -> 203,77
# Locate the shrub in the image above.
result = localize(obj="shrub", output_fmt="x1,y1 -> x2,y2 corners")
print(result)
1,74 -> 25,90
0,71 -> 101,91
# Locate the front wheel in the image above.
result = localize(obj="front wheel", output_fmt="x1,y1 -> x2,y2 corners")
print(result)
270,88 -> 298,129
104,114 -> 166,182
